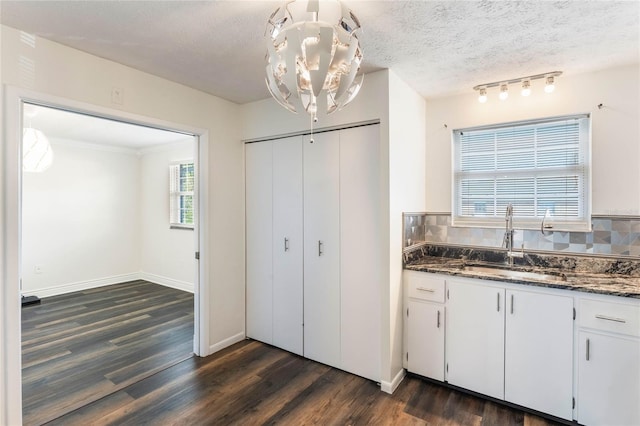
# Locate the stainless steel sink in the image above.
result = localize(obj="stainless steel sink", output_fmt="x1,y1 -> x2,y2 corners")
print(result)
462,265 -> 565,282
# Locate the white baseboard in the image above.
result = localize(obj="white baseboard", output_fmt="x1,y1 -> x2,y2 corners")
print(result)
23,271 -> 194,298
381,368 -> 406,394
207,332 -> 245,356
25,273 -> 142,298
139,272 -> 194,293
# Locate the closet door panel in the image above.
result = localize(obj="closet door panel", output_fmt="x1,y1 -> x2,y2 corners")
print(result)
272,136 -> 304,355
339,125 -> 381,381
245,142 -> 273,344
303,132 -> 341,367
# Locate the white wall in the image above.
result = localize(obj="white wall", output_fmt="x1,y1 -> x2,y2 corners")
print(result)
425,64 -> 640,215
139,141 -> 196,292
22,139 -> 140,296
387,71 -> 427,386
22,137 -> 196,297
1,24 -> 244,423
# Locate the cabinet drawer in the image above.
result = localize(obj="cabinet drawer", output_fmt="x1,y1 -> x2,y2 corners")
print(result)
579,299 -> 640,337
405,271 -> 446,303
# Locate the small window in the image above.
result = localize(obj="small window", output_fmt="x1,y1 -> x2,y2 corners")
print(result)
452,114 -> 591,231
169,162 -> 194,229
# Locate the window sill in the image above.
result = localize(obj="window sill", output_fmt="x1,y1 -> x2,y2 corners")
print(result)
452,218 -> 592,233
170,225 -> 194,230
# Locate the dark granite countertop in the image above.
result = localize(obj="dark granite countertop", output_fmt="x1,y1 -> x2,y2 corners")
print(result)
404,245 -> 640,299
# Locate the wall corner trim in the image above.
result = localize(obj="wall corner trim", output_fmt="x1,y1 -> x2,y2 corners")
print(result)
207,332 -> 246,357
380,368 -> 406,394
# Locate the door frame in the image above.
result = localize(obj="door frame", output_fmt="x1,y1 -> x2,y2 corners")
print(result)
1,85 -> 211,425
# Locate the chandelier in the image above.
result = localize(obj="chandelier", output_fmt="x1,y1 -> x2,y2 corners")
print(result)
265,0 -> 364,123
23,127 -> 53,173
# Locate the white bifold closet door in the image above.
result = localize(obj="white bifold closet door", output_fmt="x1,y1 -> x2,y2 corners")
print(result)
303,131 -> 341,367
245,141 -> 273,344
339,125 -> 381,382
246,124 -> 381,382
272,137 -> 304,355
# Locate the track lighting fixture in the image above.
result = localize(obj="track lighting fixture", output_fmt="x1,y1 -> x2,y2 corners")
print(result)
473,71 -> 562,103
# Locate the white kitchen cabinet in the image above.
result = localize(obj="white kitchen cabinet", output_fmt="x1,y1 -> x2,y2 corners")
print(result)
405,271 -> 446,381
339,125 -> 381,381
272,137 -> 304,355
245,141 -> 273,344
577,332 -> 640,426
407,300 -> 445,380
446,279 -> 505,400
577,297 -> 640,426
303,131 -> 342,368
407,271 -> 640,423
504,289 -> 573,420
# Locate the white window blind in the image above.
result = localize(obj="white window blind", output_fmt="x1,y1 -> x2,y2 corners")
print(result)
452,114 -> 591,231
169,162 -> 195,229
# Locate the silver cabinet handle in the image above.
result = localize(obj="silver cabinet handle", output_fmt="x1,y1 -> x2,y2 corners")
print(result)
416,287 -> 435,293
595,314 -> 626,323
437,310 -> 441,328
586,338 -> 590,361
497,292 -> 500,312
318,240 -> 323,256
284,237 -> 289,252
510,294 -> 514,315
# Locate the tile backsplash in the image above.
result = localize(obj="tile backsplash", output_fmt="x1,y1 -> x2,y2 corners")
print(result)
403,213 -> 640,257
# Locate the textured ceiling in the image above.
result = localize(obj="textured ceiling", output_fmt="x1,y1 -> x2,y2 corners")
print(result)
1,1 -> 639,104
24,104 -> 191,149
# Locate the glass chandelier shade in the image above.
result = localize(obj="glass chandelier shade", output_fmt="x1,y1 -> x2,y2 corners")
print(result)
265,0 -> 364,121
23,128 -> 53,172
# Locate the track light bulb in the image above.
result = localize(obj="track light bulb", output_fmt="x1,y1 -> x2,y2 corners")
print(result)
521,80 -> 531,97
544,76 -> 555,93
499,84 -> 509,100
478,88 -> 488,103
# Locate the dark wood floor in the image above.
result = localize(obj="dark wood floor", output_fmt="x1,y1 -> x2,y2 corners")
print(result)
50,339 -> 564,426
22,280 -> 194,426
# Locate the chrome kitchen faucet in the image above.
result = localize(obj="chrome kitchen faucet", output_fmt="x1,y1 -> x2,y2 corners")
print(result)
503,203 -> 522,266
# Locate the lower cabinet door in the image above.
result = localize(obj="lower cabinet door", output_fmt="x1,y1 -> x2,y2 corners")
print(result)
446,280 -> 505,400
578,331 -> 640,426
504,289 -> 573,420
407,300 -> 444,381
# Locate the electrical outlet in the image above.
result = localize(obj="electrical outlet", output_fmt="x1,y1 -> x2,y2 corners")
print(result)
111,87 -> 124,105
34,265 -> 43,274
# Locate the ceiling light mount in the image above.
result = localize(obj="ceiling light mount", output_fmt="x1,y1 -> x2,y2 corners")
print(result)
478,87 -> 488,103
264,0 -> 364,122
473,71 -> 562,102
499,83 -> 509,100
544,75 -> 556,93
521,79 -> 531,97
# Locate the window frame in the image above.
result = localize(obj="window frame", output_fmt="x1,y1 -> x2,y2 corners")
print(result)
451,114 -> 592,232
169,161 -> 195,230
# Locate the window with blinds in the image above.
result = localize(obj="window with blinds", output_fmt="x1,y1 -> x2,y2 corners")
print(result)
169,162 -> 195,229
452,114 -> 591,231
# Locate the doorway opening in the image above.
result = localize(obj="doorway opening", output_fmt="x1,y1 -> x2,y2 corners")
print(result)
1,87 -> 210,425
20,103 -> 199,424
